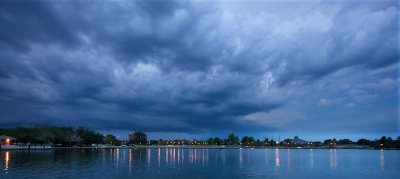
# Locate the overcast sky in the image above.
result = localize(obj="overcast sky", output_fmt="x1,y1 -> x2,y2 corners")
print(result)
0,0 -> 398,140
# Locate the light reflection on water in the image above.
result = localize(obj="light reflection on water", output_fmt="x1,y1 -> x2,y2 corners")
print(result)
264,149 -> 268,166
330,149 -> 337,169
380,149 -> 384,171
115,148 -> 119,169
239,148 -> 243,167
275,148 -> 280,167
310,149 -> 314,168
157,148 -> 160,167
287,149 -> 290,168
128,149 -> 132,176
1,148 -> 399,178
4,151 -> 8,175
147,148 -> 151,165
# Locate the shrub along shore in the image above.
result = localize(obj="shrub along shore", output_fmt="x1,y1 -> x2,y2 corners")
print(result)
0,126 -> 399,149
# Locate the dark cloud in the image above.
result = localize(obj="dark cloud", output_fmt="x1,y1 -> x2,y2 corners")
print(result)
135,0 -> 184,19
0,1 -> 79,51
0,0 -> 398,136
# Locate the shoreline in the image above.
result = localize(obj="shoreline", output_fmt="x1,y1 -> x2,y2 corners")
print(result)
2,145 -> 399,150
57,146 -> 398,150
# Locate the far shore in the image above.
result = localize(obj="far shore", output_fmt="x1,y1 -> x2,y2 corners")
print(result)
46,145 -> 398,150
4,143 -> 400,151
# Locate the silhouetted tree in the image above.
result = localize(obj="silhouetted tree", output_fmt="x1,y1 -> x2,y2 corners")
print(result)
323,138 -> 337,145
241,136 -> 255,146
338,139 -> 353,145
149,140 -> 159,145
226,133 -> 239,145
76,127 -> 104,145
129,131 -> 147,145
207,138 -> 215,145
104,134 -> 119,145
269,139 -> 276,146
357,138 -> 371,145
214,137 -> 223,145
255,139 -> 262,146
379,136 -> 387,143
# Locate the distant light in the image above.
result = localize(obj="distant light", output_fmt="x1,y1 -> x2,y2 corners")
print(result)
5,138 -> 10,145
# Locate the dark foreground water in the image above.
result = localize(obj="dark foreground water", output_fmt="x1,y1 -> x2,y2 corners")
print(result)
1,148 -> 399,178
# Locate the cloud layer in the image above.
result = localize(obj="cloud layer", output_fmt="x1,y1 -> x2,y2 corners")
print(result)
0,0 -> 398,136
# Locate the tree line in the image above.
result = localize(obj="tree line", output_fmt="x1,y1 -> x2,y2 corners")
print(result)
110,132 -> 400,149
322,136 -> 400,148
0,126 -> 119,146
1,127 -> 400,149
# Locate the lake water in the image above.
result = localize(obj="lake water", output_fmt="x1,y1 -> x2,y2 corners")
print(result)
1,148 -> 399,178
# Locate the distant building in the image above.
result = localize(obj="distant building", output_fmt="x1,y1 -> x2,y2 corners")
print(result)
0,135 -> 16,145
290,136 -> 308,145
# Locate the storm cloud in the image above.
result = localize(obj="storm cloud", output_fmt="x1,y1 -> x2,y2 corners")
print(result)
0,0 -> 398,138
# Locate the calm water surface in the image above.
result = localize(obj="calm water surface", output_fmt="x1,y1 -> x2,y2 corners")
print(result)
1,148 -> 399,178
